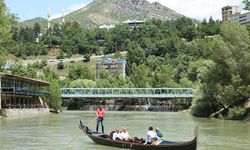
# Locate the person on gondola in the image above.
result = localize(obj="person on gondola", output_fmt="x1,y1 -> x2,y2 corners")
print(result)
120,128 -> 133,141
112,129 -> 122,140
155,127 -> 163,139
144,126 -> 157,144
151,127 -> 164,145
96,102 -> 105,134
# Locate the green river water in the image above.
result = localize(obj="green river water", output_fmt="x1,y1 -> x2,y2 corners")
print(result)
0,111 -> 249,150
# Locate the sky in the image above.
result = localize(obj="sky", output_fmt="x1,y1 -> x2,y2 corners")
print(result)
5,0 -> 244,21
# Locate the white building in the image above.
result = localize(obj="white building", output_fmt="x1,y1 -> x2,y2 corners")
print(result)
222,6 -> 240,22
99,24 -> 115,30
229,11 -> 250,25
122,19 -> 145,27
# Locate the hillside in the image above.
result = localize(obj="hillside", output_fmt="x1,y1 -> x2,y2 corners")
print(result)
21,17 -> 48,28
22,0 -> 183,28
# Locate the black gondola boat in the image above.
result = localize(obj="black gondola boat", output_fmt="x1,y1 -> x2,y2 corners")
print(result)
79,120 -> 198,150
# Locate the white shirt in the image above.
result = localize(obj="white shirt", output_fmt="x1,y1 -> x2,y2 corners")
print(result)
113,132 -> 122,140
145,130 -> 157,143
147,130 -> 157,138
120,131 -> 130,140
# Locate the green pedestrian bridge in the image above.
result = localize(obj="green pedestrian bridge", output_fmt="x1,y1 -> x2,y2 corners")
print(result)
61,88 -> 195,98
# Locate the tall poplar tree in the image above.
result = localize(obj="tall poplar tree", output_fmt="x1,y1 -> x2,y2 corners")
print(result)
0,0 -> 16,70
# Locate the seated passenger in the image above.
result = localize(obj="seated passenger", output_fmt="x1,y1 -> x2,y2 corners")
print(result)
151,137 -> 158,145
152,127 -> 163,145
120,128 -> 133,141
144,126 -> 157,144
112,129 -> 122,140
155,127 -> 163,139
109,130 -> 116,139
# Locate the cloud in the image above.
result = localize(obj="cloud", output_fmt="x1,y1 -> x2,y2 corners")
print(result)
50,3 -> 87,20
67,3 -> 87,12
148,0 -> 243,20
51,13 -> 64,20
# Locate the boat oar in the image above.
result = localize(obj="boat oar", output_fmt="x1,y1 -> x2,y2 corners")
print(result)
68,117 -> 97,144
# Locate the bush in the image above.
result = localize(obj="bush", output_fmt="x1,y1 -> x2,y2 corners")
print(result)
10,43 -> 48,57
57,51 -> 65,59
57,62 -> 64,70
33,60 -> 47,69
96,48 -> 102,55
227,107 -> 247,120
41,60 -> 48,67
84,54 -> 91,62
113,52 -> 123,59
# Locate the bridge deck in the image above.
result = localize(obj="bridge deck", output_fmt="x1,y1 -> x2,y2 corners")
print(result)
61,88 -> 195,98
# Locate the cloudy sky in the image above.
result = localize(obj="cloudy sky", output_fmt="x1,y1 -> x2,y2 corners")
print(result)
5,0 -> 243,21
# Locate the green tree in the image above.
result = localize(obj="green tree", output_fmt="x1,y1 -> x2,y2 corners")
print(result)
130,64 -> 151,88
0,0 -> 15,69
0,51 -> 7,71
53,23 -> 62,36
42,68 -> 59,81
61,22 -> 93,55
33,23 -> 41,36
70,79 -> 96,88
18,27 -> 36,42
32,60 -> 47,69
243,0 -> 250,10
197,17 -> 220,37
96,75 -> 134,88
246,25 -> 250,36
126,41 -> 145,75
191,23 -> 250,118
182,25 -> 198,42
153,64 -> 177,87
42,34 -> 61,48
10,42 -> 48,57
108,25 -> 131,52
48,79 -> 62,112
68,64 -> 95,80
84,54 -> 91,62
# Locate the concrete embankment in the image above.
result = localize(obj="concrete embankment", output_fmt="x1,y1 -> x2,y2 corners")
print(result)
0,108 -> 50,119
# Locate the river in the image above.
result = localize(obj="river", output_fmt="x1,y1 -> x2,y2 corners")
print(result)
0,111 -> 249,150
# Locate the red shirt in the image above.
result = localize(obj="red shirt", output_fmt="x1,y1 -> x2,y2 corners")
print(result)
97,108 -> 105,118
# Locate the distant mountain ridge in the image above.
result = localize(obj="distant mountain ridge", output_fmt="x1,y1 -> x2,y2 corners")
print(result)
22,17 -> 48,27
22,0 -> 184,28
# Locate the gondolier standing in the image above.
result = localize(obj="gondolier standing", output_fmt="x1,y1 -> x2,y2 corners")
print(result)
96,101 -> 105,133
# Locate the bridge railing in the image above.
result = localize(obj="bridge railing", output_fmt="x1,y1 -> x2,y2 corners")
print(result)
61,88 -> 195,98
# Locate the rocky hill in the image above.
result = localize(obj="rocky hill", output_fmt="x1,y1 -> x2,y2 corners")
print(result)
23,0 -> 184,28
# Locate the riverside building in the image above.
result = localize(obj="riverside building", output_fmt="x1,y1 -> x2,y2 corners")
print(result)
229,11 -> 250,25
222,5 -> 250,25
96,58 -> 126,79
222,6 -> 240,22
0,73 -> 50,118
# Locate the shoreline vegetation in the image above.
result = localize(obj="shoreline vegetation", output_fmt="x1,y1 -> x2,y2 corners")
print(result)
0,1 -> 249,120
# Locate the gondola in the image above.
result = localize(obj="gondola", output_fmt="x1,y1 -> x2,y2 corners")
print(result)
79,120 -> 198,150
